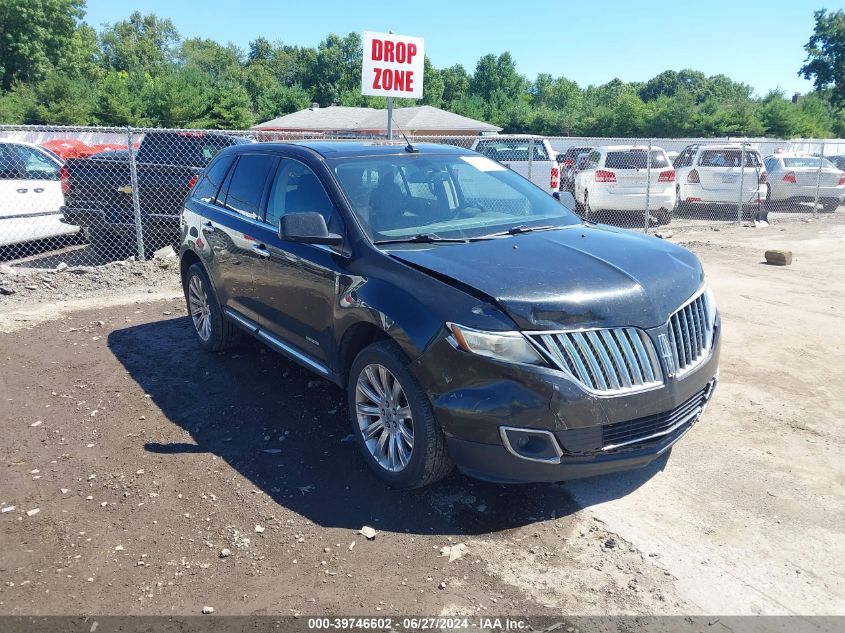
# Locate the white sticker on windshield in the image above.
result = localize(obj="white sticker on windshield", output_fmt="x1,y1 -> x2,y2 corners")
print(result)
461,155 -> 506,172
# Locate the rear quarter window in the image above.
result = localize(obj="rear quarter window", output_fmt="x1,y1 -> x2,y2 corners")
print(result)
192,154 -> 235,204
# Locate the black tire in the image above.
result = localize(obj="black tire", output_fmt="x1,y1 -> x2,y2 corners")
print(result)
183,263 -> 240,352
656,207 -> 672,225
348,340 -> 453,489
87,226 -> 134,262
822,199 -> 840,213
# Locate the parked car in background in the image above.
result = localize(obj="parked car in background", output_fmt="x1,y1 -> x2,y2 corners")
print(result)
574,145 -> 675,224
827,154 -> 845,172
470,136 -> 559,194
762,153 -> 845,212
62,131 -> 252,259
0,140 -> 79,248
674,144 -> 766,218
178,140 -> 720,489
560,151 -> 590,193
558,146 -> 593,170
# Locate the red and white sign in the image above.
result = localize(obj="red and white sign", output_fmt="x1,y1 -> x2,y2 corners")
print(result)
361,31 -> 424,99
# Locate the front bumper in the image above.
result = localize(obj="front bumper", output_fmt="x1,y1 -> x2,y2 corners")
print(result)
411,317 -> 721,484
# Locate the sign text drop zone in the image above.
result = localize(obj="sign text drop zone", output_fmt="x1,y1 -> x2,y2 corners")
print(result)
361,32 -> 425,99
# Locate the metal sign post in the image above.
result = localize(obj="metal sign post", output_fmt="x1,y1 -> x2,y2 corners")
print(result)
387,97 -> 394,140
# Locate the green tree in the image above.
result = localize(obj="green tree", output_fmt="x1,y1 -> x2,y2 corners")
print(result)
99,11 -> 180,77
30,70 -> 96,124
758,90 -> 798,138
800,9 -> 845,106
0,0 -> 87,90
441,64 -> 469,104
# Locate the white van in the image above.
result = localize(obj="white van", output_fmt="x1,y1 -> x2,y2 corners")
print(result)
0,141 -> 78,247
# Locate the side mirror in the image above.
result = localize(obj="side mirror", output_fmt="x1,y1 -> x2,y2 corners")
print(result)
553,191 -> 577,211
555,154 -> 565,164
279,212 -> 343,246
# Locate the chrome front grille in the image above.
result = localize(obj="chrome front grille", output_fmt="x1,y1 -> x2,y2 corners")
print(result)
667,290 -> 713,377
530,328 -> 663,395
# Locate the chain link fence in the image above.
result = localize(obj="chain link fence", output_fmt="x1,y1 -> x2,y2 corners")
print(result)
0,125 -> 843,270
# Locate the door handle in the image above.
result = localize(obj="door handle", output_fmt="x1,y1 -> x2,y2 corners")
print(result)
33,188 -> 44,193
202,222 -> 215,233
251,244 -> 270,259
16,188 -> 28,193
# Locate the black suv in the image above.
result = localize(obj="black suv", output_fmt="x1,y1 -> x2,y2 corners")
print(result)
179,141 -> 720,489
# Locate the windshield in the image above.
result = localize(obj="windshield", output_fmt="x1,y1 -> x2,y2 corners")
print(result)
330,153 -> 579,242
783,156 -> 837,169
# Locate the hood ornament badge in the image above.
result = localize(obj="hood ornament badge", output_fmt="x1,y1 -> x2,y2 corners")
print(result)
658,333 -> 676,377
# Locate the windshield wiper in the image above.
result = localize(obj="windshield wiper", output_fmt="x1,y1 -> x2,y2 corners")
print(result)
373,233 -> 470,245
480,224 -> 564,238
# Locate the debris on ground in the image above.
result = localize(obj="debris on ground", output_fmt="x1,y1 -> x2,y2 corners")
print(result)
764,249 -> 793,266
360,526 -> 377,540
440,543 -> 467,562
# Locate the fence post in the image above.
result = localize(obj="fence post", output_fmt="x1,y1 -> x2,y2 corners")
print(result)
527,137 -> 534,183
812,141 -> 824,219
126,127 -> 145,260
737,141 -> 747,224
644,140 -> 652,233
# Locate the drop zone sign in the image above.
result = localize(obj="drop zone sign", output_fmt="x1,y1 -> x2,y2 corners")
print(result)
361,31 -> 424,99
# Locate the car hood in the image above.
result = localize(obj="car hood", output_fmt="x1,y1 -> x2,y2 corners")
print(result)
387,225 -> 704,331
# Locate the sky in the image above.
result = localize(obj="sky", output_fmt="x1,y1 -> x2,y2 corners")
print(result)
83,0 -> 844,97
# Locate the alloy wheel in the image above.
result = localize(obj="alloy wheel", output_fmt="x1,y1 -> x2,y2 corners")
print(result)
188,274 -> 212,341
355,363 -> 414,472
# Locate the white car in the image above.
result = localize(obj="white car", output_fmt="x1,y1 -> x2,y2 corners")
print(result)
0,141 -> 78,247
674,144 -> 766,216
763,153 -> 845,213
470,136 -> 559,194
573,145 -> 675,224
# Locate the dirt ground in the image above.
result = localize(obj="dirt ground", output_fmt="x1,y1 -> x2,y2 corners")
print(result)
0,216 -> 843,618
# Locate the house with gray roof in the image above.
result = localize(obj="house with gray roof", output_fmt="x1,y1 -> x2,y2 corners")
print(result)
251,104 -> 501,136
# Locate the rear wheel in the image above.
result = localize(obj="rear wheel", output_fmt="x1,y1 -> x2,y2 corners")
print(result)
822,199 -> 840,213
87,226 -> 134,262
348,341 -> 453,489
183,263 -> 240,352
656,207 -> 672,225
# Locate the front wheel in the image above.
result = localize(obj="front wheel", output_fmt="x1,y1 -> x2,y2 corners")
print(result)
348,341 -> 453,489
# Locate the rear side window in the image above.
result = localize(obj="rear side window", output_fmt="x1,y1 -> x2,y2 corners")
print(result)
14,146 -> 59,180
698,150 -> 761,168
192,155 -> 235,204
605,150 -> 669,170
222,154 -> 276,219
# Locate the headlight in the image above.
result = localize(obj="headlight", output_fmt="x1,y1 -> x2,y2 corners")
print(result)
447,322 -> 545,365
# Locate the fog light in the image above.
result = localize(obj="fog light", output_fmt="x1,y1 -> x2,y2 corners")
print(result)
500,427 -> 563,464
